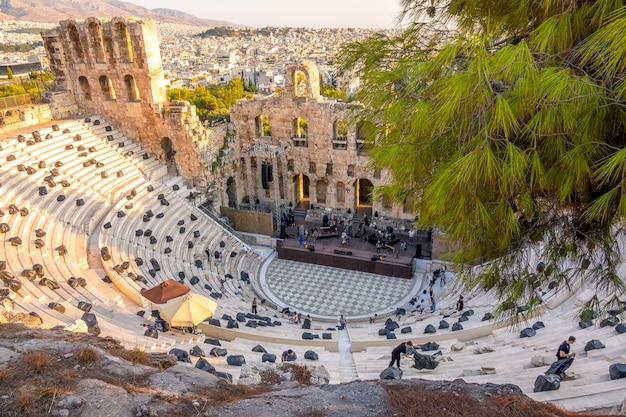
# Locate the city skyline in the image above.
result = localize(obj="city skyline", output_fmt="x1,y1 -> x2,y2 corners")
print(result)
123,0 -> 405,28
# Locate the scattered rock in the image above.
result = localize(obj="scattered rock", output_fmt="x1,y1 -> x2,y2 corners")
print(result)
451,342 -> 465,351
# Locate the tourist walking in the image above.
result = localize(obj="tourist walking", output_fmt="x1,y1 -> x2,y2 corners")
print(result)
252,297 -> 257,314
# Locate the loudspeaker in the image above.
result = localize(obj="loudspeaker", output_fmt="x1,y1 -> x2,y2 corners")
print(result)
415,244 -> 422,259
308,245 -> 315,252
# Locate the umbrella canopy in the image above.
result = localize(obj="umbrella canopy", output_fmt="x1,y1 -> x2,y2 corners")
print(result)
159,293 -> 218,328
141,279 -> 190,304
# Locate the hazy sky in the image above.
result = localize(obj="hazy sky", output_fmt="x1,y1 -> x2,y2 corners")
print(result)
123,0 -> 405,28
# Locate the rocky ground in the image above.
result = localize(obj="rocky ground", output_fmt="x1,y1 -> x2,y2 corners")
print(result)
0,323 -> 622,417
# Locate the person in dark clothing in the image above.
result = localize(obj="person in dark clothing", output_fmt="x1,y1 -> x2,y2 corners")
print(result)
545,335 -> 577,378
389,341 -> 414,368
557,336 -> 576,360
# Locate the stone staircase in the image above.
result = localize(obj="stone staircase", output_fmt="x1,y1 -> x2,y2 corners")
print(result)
339,328 -> 358,382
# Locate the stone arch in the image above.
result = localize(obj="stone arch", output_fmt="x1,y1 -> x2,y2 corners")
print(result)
86,20 -> 106,63
334,119 -> 348,139
333,118 -> 348,149
293,117 -> 308,138
336,181 -> 345,205
356,178 -> 374,206
382,195 -> 393,210
255,115 -> 271,137
113,21 -> 134,63
293,173 -> 310,204
356,121 -> 375,155
316,179 -> 327,205
226,177 -> 237,208
285,61 -> 320,99
161,137 -> 175,163
66,22 -> 84,63
124,74 -> 140,101
294,70 -> 307,97
98,75 -> 116,100
78,76 -> 91,101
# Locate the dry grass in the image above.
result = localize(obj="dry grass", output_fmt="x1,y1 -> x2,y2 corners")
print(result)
259,369 -> 284,385
383,383 -> 615,417
76,346 -> 100,364
15,386 -> 38,412
120,347 -> 148,364
283,363 -> 312,385
206,381 -> 272,403
0,367 -> 14,382
21,350 -> 50,374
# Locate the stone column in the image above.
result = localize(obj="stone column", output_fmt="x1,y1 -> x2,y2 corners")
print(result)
309,176 -> 317,207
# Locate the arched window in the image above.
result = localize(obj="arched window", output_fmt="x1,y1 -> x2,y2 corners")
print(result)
294,70 -> 307,97
67,23 -> 84,63
333,119 -> 348,150
78,76 -> 91,101
124,75 -> 140,101
356,121 -> 375,155
87,22 -> 106,63
226,177 -> 237,208
99,75 -> 116,100
255,115 -> 271,137
161,137 -> 175,162
114,22 -> 133,63
292,117 -> 308,139
336,181 -> 345,205
316,180 -> 327,205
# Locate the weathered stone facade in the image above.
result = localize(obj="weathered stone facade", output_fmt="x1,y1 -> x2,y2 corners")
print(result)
41,17 -> 211,187
40,18 -> 411,225
218,60 -> 412,220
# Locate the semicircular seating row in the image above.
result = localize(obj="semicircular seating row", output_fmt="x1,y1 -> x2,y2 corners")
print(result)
2,117 -> 626,412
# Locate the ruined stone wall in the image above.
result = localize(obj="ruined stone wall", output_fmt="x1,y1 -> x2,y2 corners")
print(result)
0,104 -> 53,134
218,60 -> 412,221
41,17 -> 211,187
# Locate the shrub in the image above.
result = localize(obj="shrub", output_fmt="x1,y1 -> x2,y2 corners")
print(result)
76,346 -> 99,364
283,363 -> 311,385
15,386 -> 38,411
22,350 -> 49,374
260,369 -> 284,385
121,348 -> 147,364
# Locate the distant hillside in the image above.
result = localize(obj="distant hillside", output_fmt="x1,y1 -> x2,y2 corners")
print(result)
151,8 -> 239,27
0,0 -> 241,27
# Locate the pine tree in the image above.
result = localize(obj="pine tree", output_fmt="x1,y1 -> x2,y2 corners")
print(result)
338,0 -> 626,319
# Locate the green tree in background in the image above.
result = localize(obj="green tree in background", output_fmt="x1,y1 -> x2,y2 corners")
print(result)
0,84 -> 25,97
167,78 -> 250,122
338,0 -> 626,319
6,66 -> 13,80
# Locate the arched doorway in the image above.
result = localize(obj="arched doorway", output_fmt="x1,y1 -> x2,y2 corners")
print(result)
226,177 -> 237,208
356,178 -> 374,206
161,137 -> 175,163
293,173 -> 310,208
